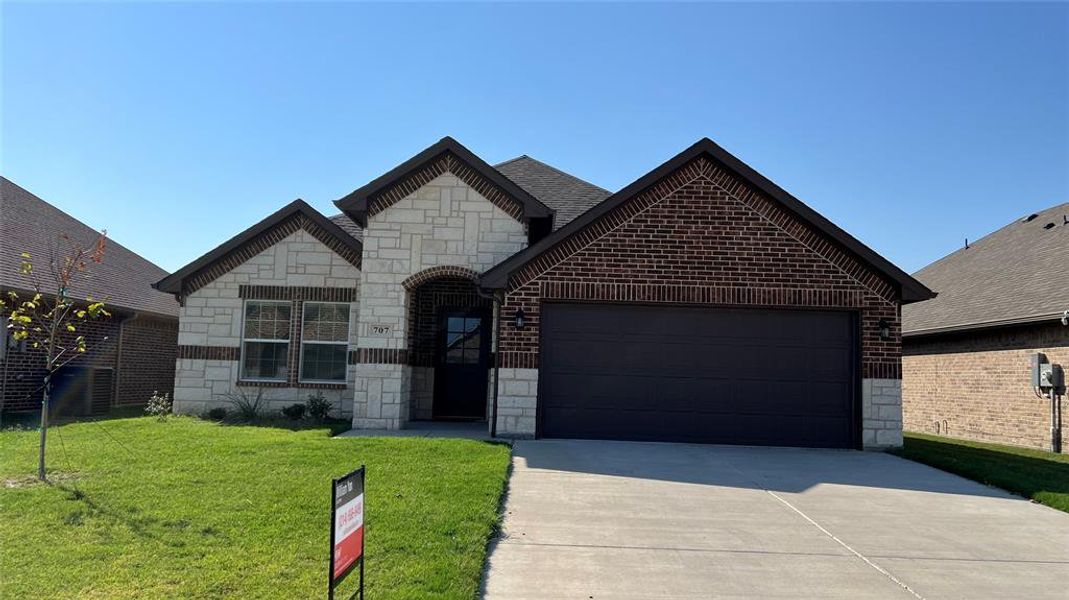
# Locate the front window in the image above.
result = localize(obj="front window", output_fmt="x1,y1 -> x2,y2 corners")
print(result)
241,301 -> 291,381
300,302 -> 350,382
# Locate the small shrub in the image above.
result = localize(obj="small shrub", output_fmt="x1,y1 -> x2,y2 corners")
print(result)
205,407 -> 228,421
145,391 -> 172,421
306,392 -> 332,421
223,389 -> 265,423
281,403 -> 306,420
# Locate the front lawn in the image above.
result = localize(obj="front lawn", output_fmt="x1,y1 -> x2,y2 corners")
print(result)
896,432 -> 1069,513
0,417 -> 511,599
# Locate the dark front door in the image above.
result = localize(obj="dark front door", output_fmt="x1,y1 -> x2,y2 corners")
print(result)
539,303 -> 858,449
433,309 -> 491,420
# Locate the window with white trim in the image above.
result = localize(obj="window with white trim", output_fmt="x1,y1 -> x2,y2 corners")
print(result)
240,300 -> 291,381
299,302 -> 350,383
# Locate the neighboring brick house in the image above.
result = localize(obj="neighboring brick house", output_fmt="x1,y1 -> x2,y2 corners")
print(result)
0,178 -> 179,416
157,137 -> 932,449
903,203 -> 1069,453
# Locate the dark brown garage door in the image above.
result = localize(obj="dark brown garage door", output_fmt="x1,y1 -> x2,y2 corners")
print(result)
539,304 -> 858,448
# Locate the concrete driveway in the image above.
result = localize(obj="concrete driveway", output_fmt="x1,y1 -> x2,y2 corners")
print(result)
482,440 -> 1069,599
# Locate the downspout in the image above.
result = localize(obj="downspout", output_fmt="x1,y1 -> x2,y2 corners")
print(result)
491,290 -> 503,438
0,303 -> 8,427
115,313 -> 130,409
476,284 -> 502,438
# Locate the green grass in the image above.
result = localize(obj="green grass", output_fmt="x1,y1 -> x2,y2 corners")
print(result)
896,432 -> 1069,513
0,416 -> 511,599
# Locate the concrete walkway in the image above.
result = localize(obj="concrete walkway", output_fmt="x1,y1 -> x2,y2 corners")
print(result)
483,440 -> 1069,599
335,420 -> 493,440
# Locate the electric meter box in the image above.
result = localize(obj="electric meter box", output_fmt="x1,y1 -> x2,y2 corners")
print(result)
1051,365 -> 1066,392
1032,353 -> 1053,388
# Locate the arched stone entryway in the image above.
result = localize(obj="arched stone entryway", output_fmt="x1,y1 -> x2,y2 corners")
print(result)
405,270 -> 493,421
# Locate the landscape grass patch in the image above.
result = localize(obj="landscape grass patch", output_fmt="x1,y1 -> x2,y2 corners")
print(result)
896,432 -> 1069,513
0,416 -> 511,599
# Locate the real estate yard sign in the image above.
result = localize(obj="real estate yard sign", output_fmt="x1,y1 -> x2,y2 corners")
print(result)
329,466 -> 365,600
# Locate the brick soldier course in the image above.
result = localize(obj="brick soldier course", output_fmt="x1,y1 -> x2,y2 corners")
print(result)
158,137 -> 933,449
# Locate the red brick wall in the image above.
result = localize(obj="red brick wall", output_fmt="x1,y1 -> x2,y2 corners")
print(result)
406,277 -> 491,367
1,309 -> 179,414
116,315 -> 178,407
903,322 -> 1069,453
498,156 -> 901,375
1,316 -> 120,412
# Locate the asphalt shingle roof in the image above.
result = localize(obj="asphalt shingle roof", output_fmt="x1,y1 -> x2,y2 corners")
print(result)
903,202 -> 1069,335
0,177 -> 178,317
328,213 -> 363,242
494,156 -> 612,229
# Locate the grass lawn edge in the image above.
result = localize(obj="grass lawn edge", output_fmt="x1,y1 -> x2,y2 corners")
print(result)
893,432 -> 1069,514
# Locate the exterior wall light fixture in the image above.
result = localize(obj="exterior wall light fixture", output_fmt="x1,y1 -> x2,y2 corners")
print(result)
878,318 -> 892,341
514,308 -> 526,330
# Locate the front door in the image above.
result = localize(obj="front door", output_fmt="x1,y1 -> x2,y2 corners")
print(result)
433,309 -> 491,420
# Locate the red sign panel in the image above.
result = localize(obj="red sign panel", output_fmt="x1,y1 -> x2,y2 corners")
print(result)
331,467 -> 365,584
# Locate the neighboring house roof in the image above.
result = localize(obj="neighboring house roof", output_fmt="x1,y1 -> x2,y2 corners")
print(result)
479,138 -> 935,304
0,177 -> 178,318
155,199 -> 362,296
494,156 -> 611,230
903,202 -> 1069,337
335,137 -> 553,227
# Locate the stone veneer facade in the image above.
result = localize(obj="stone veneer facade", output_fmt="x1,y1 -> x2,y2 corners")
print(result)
166,140 -> 917,450
351,173 -> 527,429
173,228 -> 361,416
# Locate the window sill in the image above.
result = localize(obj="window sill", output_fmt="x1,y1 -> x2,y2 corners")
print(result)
235,379 -> 347,390
296,381 -> 347,390
235,379 -> 289,388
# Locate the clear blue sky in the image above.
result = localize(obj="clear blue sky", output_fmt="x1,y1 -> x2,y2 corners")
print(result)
3,2 -> 1066,274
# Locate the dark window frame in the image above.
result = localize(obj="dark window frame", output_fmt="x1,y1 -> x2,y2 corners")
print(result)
298,301 -> 351,384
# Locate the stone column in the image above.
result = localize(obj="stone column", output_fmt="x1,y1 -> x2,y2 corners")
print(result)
862,378 -> 903,449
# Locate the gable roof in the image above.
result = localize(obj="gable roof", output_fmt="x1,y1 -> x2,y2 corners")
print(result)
154,199 -> 362,296
479,138 -> 935,304
335,137 -> 553,227
903,202 -> 1069,336
495,156 -> 611,230
1,177 -> 178,318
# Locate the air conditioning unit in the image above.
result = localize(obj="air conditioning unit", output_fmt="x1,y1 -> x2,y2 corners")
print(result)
50,366 -> 114,417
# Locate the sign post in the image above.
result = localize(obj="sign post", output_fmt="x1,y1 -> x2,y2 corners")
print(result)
329,466 -> 365,600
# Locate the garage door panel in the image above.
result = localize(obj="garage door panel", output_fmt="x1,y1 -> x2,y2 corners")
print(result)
539,304 -> 858,448
809,381 -> 852,413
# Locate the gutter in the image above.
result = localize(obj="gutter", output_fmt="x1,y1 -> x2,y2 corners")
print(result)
903,312 -> 1067,339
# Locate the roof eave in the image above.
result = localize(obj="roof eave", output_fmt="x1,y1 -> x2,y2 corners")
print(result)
155,199 -> 362,297
333,137 -> 553,227
480,138 -> 933,302
904,312 -> 1068,338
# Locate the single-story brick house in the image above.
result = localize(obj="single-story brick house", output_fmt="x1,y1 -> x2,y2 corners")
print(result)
1,177 -> 179,416
155,137 -> 933,449
903,202 -> 1068,453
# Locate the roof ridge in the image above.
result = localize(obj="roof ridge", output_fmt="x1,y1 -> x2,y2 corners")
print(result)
495,154 -> 611,194
492,155 -> 530,168
913,200 -> 1069,276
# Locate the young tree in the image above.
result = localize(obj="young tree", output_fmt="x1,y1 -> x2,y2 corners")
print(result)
1,231 -> 109,481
